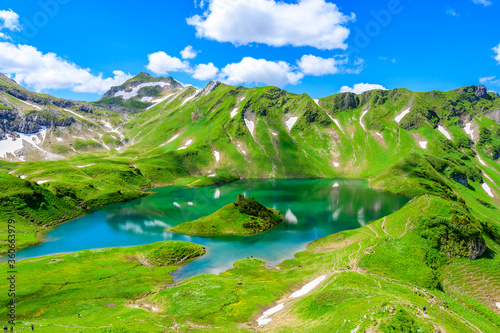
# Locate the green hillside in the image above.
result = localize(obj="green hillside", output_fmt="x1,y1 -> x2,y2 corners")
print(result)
171,194 -> 283,236
1,75 -> 500,332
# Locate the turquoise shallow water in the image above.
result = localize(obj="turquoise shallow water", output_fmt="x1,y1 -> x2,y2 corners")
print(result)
13,179 -> 410,281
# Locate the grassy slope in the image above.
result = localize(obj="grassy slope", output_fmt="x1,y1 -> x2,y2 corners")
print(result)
171,202 -> 282,236
0,241 -> 205,332
1,83 -> 500,331
3,195 -> 499,332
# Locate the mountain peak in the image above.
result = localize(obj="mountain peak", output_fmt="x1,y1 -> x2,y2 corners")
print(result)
98,73 -> 184,113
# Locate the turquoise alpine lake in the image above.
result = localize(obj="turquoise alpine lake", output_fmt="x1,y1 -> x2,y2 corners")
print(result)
14,179 -> 410,281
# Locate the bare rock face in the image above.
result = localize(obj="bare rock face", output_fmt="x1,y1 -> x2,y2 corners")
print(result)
198,81 -> 220,98
0,85 -> 46,105
473,85 -> 488,99
0,108 -> 75,139
450,173 -> 468,187
469,238 -> 487,260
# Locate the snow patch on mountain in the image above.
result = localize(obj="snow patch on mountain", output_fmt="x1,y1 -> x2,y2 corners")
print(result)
245,119 -> 255,137
464,123 -> 474,140
166,134 -> 179,145
20,99 -> 42,110
359,110 -> 368,131
419,141 -> 428,149
75,164 -> 94,168
0,126 -> 52,159
213,150 -> 220,162
146,93 -> 175,110
257,303 -> 284,326
244,112 -> 256,138
290,275 -> 326,298
114,82 -> 170,100
181,89 -> 202,106
230,108 -> 238,118
177,139 -> 193,150
438,125 -> 452,140
395,108 -> 411,124
286,116 -> 299,131
325,113 -> 346,136
482,183 -> 494,198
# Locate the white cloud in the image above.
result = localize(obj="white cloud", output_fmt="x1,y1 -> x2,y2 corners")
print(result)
187,0 -> 355,50
480,76 -> 500,85
473,0 -> 492,6
192,62 -> 219,80
0,42 -> 132,93
339,83 -> 387,95
219,57 -> 304,86
446,9 -> 459,16
297,54 -> 347,76
379,57 -> 397,63
0,32 -> 11,41
194,0 -> 205,8
72,70 -> 132,93
0,9 -> 21,32
146,51 -> 190,75
494,43 -> 500,64
180,45 -> 198,59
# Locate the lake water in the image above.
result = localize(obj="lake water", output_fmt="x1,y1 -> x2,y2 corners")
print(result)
14,179 -> 410,281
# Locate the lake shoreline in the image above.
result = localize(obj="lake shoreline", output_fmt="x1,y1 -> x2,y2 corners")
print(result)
8,178 -> 411,281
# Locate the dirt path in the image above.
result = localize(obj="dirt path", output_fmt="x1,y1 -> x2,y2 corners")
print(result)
367,223 -> 379,238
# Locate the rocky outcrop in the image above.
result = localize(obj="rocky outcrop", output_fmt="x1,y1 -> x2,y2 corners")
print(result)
485,109 -> 500,125
455,85 -> 489,102
469,238 -> 487,259
197,81 -> 220,98
473,85 -> 488,99
50,98 -> 95,114
0,109 -> 75,139
0,85 -> 46,105
191,108 -> 203,122
450,173 -> 468,187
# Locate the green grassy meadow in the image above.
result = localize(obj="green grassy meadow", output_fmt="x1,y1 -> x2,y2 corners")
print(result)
1,80 -> 500,331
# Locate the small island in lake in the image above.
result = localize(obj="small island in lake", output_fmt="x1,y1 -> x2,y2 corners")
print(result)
170,194 -> 283,236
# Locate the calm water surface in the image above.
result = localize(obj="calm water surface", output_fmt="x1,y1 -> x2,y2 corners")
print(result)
14,179 -> 410,280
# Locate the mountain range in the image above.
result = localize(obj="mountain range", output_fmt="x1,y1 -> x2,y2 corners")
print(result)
1,72 -> 500,332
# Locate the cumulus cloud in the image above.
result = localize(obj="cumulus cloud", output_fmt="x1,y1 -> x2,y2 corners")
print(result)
0,42 -> 132,93
187,0 -> 355,50
339,83 -> 387,95
146,51 -> 190,75
446,9 -> 459,17
0,9 -> 21,32
192,63 -> 219,80
180,45 -> 198,59
297,54 -> 348,76
473,0 -> 492,6
494,43 -> 500,64
219,57 -> 304,86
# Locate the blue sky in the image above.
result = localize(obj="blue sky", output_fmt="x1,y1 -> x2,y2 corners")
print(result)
0,0 -> 499,101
